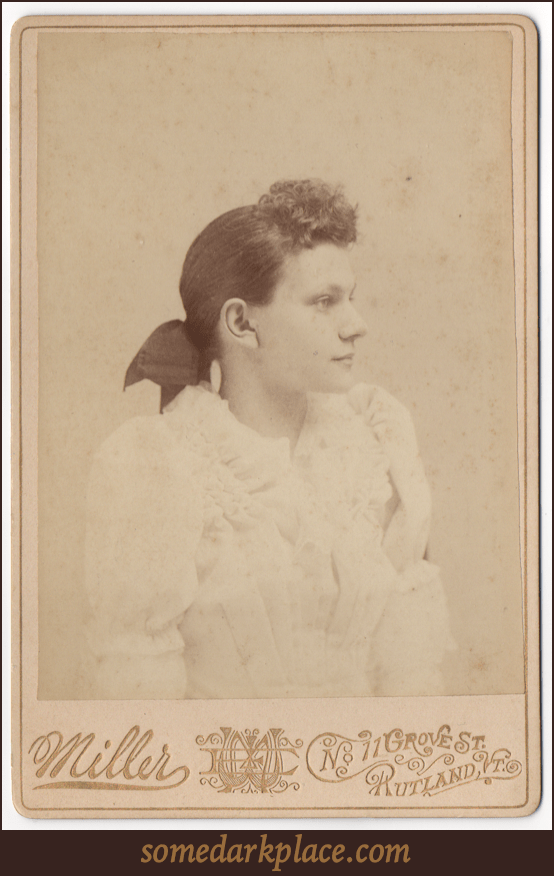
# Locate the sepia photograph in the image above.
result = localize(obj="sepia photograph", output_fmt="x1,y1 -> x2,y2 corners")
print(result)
12,12 -> 539,818
84,175 -> 458,701
36,24 -> 522,702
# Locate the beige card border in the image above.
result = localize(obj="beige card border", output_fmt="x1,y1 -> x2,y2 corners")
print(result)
11,13 -> 540,819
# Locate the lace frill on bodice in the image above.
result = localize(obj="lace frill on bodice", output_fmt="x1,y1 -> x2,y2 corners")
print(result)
84,383 -> 455,699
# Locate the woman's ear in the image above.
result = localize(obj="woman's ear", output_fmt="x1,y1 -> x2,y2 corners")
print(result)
220,298 -> 259,349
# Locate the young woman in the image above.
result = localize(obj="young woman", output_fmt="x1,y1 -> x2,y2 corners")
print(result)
84,179 -> 455,699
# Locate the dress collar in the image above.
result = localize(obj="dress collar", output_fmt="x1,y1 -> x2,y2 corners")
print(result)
163,381 -> 389,478
163,382 -> 292,477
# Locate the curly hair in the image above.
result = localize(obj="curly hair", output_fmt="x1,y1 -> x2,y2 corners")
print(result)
179,179 -> 357,376
257,179 -> 357,249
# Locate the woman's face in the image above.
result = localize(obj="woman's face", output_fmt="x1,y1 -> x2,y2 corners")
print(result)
251,242 -> 368,395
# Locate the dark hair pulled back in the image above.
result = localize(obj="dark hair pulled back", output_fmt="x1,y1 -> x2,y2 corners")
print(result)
179,179 -> 357,377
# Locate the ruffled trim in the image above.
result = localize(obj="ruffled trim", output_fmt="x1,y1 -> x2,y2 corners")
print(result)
163,384 -> 293,531
162,383 -> 392,540
296,390 -> 393,515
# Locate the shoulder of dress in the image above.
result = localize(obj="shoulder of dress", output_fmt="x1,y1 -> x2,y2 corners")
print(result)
96,385 -> 220,460
346,382 -> 403,414
89,412 -> 207,509
313,384 -> 395,425
347,383 -> 414,429
308,387 -> 390,457
92,412 -> 208,489
95,414 -> 176,462
345,382 -> 376,415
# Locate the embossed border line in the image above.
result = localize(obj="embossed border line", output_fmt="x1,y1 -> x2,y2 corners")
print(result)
13,16 -> 535,814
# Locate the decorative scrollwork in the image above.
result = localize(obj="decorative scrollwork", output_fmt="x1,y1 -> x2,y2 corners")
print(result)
416,753 -> 455,775
307,727 -> 524,800
394,753 -> 426,773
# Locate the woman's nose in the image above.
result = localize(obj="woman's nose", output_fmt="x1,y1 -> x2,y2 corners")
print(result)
339,304 -> 368,341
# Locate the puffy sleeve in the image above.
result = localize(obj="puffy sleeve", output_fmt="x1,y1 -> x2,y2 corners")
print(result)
83,415 -> 204,699
348,383 -> 432,568
348,383 -> 457,695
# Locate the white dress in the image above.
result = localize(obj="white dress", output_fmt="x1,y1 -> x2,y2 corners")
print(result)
84,382 -> 455,699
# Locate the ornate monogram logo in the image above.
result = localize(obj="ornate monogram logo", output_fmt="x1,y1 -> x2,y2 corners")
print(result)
196,727 -> 303,794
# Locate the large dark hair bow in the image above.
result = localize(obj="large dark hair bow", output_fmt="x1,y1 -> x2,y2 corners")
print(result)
124,320 -> 200,411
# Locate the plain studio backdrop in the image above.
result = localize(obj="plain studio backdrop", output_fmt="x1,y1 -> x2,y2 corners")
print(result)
36,27 -> 523,698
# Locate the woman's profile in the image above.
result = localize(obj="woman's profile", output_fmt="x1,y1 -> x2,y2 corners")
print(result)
83,179 -> 455,700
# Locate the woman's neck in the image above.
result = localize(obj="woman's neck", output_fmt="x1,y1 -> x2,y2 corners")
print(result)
219,366 -> 308,451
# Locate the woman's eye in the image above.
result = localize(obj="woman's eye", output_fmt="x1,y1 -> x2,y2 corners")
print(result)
315,297 -> 331,310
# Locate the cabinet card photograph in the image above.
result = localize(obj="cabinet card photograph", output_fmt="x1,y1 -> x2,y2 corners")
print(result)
12,13 -> 539,818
